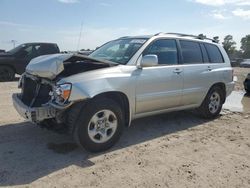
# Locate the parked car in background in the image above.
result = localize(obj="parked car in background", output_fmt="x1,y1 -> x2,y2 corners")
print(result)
240,59 -> 250,68
0,49 -> 5,53
78,49 -> 93,56
230,58 -> 243,67
244,73 -> 250,93
0,42 -> 60,81
12,33 -> 234,152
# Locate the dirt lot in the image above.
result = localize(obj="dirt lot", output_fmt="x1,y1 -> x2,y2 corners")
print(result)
0,68 -> 250,188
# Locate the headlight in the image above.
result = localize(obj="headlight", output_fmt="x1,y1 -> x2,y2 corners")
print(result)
54,83 -> 72,104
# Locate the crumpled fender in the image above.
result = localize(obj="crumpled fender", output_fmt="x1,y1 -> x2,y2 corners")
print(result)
57,65 -> 136,103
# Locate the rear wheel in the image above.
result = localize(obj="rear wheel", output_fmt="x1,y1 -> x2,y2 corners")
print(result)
72,98 -> 124,152
0,66 -> 15,81
198,86 -> 224,119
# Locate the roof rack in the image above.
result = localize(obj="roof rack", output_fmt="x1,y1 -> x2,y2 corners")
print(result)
154,32 -> 165,36
164,32 -> 219,43
118,36 -> 130,39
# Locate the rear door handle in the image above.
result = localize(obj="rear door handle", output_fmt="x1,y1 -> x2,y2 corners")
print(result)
173,68 -> 182,74
208,66 -> 212,71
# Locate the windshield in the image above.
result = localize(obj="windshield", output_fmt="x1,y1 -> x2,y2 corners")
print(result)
89,38 -> 147,64
7,44 -> 27,54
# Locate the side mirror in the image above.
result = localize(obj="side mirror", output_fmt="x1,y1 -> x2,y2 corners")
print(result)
140,55 -> 158,67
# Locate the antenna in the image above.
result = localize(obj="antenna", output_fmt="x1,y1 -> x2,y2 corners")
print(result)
76,21 -> 83,51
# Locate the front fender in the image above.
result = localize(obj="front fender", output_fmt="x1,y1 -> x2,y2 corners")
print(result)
69,78 -> 121,101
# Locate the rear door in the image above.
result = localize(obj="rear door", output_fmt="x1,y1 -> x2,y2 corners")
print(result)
179,40 -> 213,106
135,39 -> 184,114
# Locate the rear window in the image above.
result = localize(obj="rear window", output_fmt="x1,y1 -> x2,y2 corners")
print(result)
204,43 -> 224,63
180,40 -> 203,64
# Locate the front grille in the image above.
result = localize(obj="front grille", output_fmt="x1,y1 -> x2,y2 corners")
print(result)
21,76 -> 52,107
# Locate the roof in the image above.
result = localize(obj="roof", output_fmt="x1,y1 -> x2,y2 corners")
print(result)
118,32 -> 219,44
23,42 -> 58,45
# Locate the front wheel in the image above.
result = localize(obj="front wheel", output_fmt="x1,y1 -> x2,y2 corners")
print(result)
73,98 -> 124,152
198,86 -> 224,119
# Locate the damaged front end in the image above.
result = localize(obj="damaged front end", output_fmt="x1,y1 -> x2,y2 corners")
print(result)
13,73 -> 64,123
12,53 -> 117,124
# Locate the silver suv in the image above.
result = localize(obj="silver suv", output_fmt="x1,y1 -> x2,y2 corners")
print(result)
13,33 -> 234,152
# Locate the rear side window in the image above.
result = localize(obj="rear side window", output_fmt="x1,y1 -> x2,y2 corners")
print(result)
204,44 -> 224,63
200,43 -> 209,63
180,40 -> 203,64
38,44 -> 59,55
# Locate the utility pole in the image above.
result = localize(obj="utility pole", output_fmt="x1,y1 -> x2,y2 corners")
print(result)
10,40 -> 17,48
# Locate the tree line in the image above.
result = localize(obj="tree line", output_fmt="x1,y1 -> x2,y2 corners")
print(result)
221,35 -> 250,59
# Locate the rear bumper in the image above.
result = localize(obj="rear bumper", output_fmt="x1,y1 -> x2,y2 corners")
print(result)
12,93 -> 56,122
226,81 -> 235,97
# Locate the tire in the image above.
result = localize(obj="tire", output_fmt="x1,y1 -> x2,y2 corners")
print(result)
72,98 -> 124,152
0,66 -> 15,81
198,86 -> 224,119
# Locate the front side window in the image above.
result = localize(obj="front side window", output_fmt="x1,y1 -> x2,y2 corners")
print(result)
143,39 -> 178,65
180,40 -> 203,64
89,38 -> 147,64
204,43 -> 224,63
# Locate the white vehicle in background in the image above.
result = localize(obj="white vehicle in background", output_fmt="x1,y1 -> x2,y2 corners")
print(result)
240,59 -> 250,68
12,33 -> 234,152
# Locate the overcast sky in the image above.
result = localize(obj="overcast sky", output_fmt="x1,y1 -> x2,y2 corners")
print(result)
0,0 -> 250,51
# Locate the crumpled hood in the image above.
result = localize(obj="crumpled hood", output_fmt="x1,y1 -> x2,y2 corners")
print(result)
25,53 -> 117,80
26,53 -> 73,79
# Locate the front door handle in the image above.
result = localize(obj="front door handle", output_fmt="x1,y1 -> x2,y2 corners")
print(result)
173,68 -> 182,74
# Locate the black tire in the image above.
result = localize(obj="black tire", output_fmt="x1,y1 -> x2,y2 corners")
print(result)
198,86 -> 224,119
0,66 -> 15,81
72,98 -> 124,152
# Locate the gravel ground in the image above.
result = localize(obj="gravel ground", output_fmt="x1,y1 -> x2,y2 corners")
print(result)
0,68 -> 250,188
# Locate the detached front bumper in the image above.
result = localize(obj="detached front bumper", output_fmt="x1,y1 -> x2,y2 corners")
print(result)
12,93 -> 56,122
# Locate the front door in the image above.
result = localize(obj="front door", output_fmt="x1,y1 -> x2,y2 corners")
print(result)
135,39 -> 183,114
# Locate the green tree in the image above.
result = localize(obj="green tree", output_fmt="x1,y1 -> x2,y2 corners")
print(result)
241,35 -> 250,58
222,35 -> 236,55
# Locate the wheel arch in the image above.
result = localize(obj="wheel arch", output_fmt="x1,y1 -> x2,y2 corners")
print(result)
208,82 -> 226,103
92,91 -> 131,127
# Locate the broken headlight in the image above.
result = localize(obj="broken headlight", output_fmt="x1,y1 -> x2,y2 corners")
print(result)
53,83 -> 72,104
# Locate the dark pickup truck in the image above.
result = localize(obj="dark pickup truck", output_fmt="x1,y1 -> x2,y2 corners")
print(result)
0,43 -> 60,81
